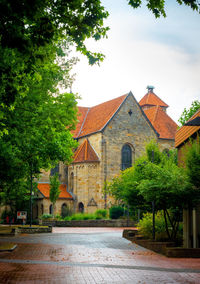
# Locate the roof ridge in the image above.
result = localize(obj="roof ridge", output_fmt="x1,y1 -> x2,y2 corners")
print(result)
140,92 -> 168,108
144,106 -> 177,139
153,105 -> 159,123
77,107 -> 90,137
176,109 -> 200,135
72,139 -> 100,163
89,94 -> 128,109
146,93 -> 150,104
99,93 -> 129,132
85,139 -> 88,160
187,108 -> 200,122
73,140 -> 86,161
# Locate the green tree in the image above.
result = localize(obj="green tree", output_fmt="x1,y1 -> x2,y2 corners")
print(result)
108,141 -> 191,240
137,160 -> 190,240
0,0 -> 109,136
186,139 -> 200,191
50,173 -> 60,217
0,41 -> 78,211
128,0 -> 200,18
178,100 -> 200,126
1,0 -> 199,136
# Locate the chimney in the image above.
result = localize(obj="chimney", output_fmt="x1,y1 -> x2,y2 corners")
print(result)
147,85 -> 154,93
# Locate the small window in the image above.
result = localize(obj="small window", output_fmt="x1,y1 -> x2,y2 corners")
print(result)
78,202 -> 84,213
128,109 -> 133,116
61,203 -> 68,218
36,205 -> 38,218
41,204 -> 44,215
70,173 -> 74,193
121,144 -> 132,170
49,204 -> 53,215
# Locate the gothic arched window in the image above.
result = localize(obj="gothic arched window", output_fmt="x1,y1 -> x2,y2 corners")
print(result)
49,204 -> 53,215
78,202 -> 84,213
121,144 -> 132,170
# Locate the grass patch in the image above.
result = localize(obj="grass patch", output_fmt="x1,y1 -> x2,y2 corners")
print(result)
0,243 -> 17,251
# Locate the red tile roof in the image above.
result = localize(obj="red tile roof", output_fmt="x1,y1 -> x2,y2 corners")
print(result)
144,106 -> 177,139
139,92 -> 168,108
72,107 -> 90,138
175,109 -> 200,148
73,94 -> 128,138
37,183 -> 73,199
72,139 -> 100,163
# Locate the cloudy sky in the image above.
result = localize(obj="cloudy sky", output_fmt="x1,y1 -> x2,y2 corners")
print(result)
71,0 -> 200,124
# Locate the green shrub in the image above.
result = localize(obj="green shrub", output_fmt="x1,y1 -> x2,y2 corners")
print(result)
55,214 -> 62,220
70,213 -> 83,220
32,219 -> 39,225
41,214 -> 53,220
64,216 -> 71,221
64,213 -> 98,221
137,211 -> 183,241
95,209 -> 108,219
109,206 -> 124,219
83,213 -> 96,220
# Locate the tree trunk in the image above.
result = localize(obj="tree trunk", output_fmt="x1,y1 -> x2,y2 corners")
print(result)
163,209 -> 171,239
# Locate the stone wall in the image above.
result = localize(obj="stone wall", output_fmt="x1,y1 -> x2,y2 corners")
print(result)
67,94 -> 160,214
68,132 -> 108,213
42,219 -> 136,227
38,162 -> 67,183
17,226 -> 52,234
103,94 -> 157,181
158,138 -> 175,151
33,198 -> 74,218
34,94 -> 176,216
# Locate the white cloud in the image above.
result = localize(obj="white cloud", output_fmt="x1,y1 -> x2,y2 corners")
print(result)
70,1 -> 200,124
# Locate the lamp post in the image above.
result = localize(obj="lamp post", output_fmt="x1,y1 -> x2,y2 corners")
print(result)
151,150 -> 155,240
30,162 -> 33,227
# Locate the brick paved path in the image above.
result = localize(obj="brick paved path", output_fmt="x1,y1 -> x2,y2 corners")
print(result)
0,227 -> 200,283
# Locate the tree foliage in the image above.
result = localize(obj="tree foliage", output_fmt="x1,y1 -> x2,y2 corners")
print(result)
108,141 -> 193,240
178,100 -> 200,126
50,173 -> 60,216
128,0 -> 200,18
0,0 -> 109,136
186,139 -> 200,190
0,41 -> 78,211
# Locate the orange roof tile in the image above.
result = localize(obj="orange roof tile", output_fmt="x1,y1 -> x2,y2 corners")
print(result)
71,107 -> 90,137
37,183 -> 73,199
144,106 -> 177,139
73,139 -> 100,163
139,92 -> 168,108
175,109 -> 200,148
73,94 -> 128,138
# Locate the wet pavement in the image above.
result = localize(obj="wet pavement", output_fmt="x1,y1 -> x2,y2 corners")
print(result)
0,227 -> 200,283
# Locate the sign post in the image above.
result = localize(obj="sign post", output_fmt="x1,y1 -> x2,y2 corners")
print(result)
17,211 -> 27,225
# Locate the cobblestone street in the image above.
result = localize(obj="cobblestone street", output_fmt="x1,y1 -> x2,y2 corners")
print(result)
0,227 -> 200,283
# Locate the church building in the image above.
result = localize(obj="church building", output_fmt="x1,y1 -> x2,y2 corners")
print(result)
35,87 -> 177,217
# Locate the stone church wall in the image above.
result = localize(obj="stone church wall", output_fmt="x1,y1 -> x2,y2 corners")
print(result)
33,198 -> 74,218
68,162 -> 104,213
102,94 -> 157,182
69,94 -> 159,213
158,139 -> 175,152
